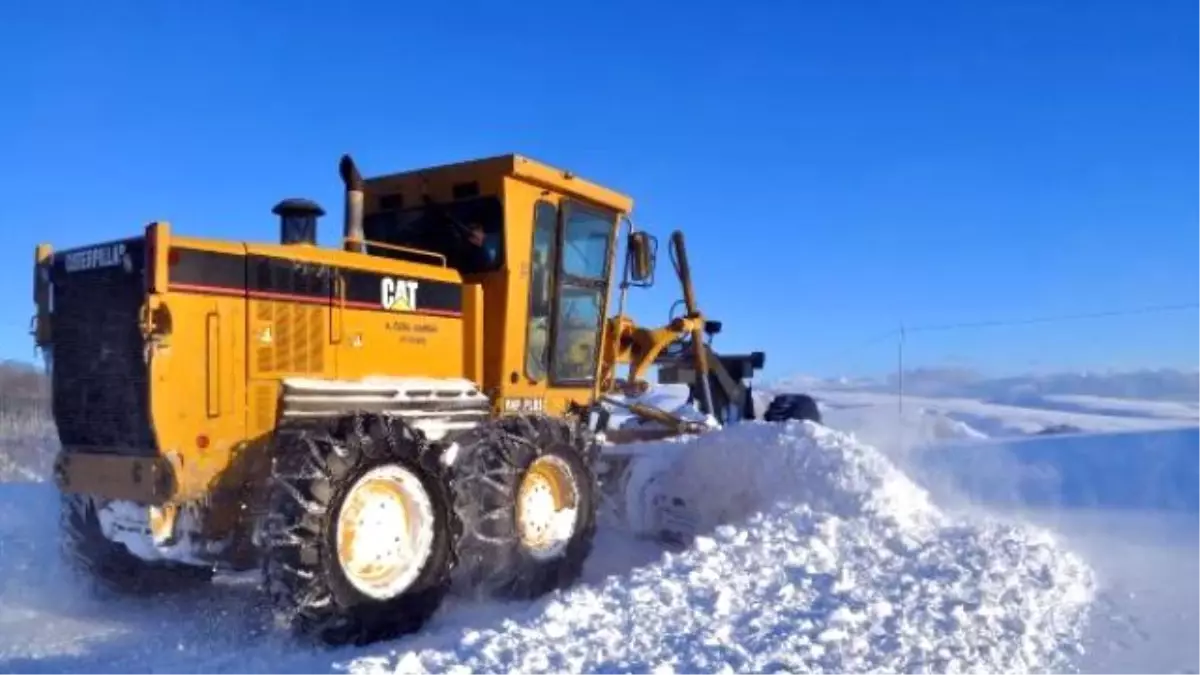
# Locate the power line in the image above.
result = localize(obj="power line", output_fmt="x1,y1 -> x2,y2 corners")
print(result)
827,329 -> 904,361
903,302 -> 1200,334
815,301 -> 1198,365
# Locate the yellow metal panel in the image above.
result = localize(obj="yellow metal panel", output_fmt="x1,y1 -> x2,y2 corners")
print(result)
463,283 -> 484,385
511,155 -> 633,214
334,308 -> 465,381
362,153 -> 633,215
147,287 -> 248,501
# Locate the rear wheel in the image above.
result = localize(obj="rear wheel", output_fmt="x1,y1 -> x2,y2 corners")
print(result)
262,413 -> 455,646
448,414 -> 598,599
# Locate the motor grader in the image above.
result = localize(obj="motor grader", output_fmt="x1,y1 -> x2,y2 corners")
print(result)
30,152 -> 816,646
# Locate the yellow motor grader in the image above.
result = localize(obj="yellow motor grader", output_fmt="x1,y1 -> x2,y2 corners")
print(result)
30,152 -> 817,645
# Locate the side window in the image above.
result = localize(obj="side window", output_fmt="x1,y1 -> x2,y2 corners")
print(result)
524,201 -> 557,380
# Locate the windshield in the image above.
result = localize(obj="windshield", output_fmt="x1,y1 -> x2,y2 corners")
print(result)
362,196 -> 503,274
560,203 -> 613,281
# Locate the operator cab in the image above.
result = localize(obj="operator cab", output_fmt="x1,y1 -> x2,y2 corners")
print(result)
341,153 -> 638,398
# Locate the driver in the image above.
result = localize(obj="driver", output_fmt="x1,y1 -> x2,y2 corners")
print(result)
461,221 -> 499,271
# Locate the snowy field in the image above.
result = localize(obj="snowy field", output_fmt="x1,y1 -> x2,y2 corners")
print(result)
0,369 -> 1195,673
771,374 -> 1199,674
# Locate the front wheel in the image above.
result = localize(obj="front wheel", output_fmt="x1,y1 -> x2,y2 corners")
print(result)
447,415 -> 598,599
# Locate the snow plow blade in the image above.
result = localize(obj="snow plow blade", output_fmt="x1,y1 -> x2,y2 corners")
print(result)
588,393 -> 722,544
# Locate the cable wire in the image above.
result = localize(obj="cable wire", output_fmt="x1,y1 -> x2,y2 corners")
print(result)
903,302 -> 1199,334
815,301 -> 1198,364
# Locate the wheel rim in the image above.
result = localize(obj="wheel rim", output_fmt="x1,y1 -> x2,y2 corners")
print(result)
515,454 -> 579,560
335,464 -> 436,600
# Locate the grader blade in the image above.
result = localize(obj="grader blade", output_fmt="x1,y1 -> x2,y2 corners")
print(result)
588,394 -> 719,545
593,434 -> 704,546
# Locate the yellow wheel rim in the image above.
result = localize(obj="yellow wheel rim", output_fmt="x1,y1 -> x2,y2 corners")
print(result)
515,455 -> 579,560
335,464 -> 435,600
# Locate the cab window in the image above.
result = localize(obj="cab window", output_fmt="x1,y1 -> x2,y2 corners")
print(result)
362,196 -> 503,275
560,207 -> 611,280
550,201 -> 614,384
524,201 -> 557,380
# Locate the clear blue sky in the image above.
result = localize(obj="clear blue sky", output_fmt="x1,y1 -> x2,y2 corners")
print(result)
1,0 -> 1195,379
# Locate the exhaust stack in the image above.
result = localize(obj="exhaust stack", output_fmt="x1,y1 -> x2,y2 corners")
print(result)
339,154 -> 366,253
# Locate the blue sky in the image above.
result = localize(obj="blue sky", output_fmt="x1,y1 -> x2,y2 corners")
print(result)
1,0 -> 1195,379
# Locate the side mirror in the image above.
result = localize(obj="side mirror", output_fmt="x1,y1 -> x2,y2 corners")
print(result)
627,231 -> 657,284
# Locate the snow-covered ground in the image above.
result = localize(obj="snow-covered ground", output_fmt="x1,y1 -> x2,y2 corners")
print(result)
758,374 -> 1199,674
797,387 -> 1196,451
0,369 -> 1195,673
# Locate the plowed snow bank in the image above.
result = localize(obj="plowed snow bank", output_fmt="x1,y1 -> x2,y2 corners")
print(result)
349,422 -> 1096,674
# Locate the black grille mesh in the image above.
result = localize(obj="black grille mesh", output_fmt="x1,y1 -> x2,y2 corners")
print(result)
50,239 -> 154,455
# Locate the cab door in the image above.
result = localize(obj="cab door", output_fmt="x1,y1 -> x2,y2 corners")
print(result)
548,200 -> 615,386
517,197 -> 616,414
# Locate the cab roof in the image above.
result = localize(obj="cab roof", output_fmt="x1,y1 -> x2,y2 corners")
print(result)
364,153 -> 634,214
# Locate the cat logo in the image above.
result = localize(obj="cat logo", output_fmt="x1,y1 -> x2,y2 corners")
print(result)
381,277 -> 420,312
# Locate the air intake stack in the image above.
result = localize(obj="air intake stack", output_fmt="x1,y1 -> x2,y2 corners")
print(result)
272,198 -> 324,246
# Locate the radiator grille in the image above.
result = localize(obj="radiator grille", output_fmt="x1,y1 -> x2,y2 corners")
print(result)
49,238 -> 155,456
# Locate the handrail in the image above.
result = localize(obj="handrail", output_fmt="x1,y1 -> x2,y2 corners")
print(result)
342,237 -> 447,267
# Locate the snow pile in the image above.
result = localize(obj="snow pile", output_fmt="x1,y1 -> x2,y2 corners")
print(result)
347,422 -> 1096,674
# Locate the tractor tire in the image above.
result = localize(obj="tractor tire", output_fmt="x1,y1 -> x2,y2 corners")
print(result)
59,492 -> 214,596
262,413 -> 456,646
447,414 -> 598,600
762,393 -> 823,424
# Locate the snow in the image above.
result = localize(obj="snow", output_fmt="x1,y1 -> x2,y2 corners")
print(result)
812,389 -> 1195,445
757,376 -> 1200,674
0,420 -> 1096,674
344,422 -> 1093,674
0,368 -> 1196,673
